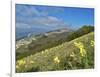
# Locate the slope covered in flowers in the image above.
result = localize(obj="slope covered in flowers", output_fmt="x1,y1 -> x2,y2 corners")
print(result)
16,32 -> 94,72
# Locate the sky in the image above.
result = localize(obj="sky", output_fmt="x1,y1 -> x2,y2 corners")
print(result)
16,4 -> 94,30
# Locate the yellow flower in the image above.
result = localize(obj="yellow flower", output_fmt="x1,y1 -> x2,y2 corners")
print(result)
17,60 -> 26,65
54,56 -> 60,64
45,49 -> 48,52
16,65 -> 19,69
30,60 -> 34,64
90,40 -> 94,47
80,48 -> 86,57
74,42 -> 86,57
41,51 -> 45,54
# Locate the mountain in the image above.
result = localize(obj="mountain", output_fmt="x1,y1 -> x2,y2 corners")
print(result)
16,28 -> 71,60
16,27 -> 52,40
16,32 -> 94,72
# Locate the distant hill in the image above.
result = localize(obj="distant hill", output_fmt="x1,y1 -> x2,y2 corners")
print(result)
16,28 -> 71,60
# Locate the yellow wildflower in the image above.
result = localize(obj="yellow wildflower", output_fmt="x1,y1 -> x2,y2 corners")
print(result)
54,56 -> 60,64
80,48 -> 86,57
16,65 -> 19,69
41,51 -> 45,54
17,59 -> 26,65
30,60 -> 34,64
90,40 -> 94,47
74,42 -> 86,57
45,49 -> 48,52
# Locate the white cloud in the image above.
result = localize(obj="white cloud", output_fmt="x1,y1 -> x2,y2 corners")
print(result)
31,16 -> 67,28
16,16 -> 68,29
16,4 -> 68,29
16,4 -> 48,17
16,23 -> 31,29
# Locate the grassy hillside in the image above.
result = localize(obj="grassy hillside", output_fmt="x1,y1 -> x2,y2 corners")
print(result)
16,29 -> 71,60
16,32 -> 94,73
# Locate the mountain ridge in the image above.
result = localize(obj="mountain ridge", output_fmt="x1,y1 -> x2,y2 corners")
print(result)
16,28 -> 71,60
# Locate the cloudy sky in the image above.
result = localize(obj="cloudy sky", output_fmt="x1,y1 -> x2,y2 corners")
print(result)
16,4 -> 94,30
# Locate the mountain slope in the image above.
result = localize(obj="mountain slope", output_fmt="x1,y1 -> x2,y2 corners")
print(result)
16,28 -> 71,60
16,32 -> 94,72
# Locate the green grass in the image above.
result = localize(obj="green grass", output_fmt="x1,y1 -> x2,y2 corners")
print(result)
16,32 -> 94,73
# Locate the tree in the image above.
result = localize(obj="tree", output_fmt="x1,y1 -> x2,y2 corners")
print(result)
66,25 -> 94,41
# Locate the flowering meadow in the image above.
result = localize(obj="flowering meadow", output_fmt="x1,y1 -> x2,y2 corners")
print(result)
16,32 -> 94,72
